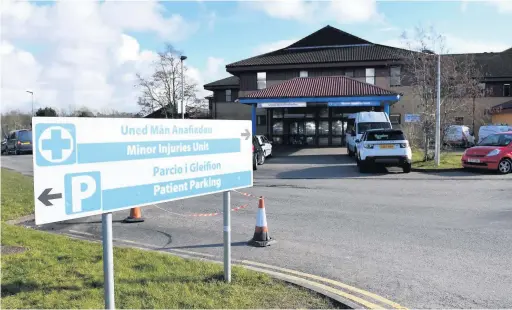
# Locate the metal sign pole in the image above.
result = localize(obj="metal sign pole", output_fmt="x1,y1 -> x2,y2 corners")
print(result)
102,213 -> 115,309
223,191 -> 231,283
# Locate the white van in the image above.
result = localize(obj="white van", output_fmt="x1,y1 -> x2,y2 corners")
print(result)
444,125 -> 475,148
478,125 -> 512,144
346,111 -> 392,157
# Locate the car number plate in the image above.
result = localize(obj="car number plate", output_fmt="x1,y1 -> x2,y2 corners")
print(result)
468,158 -> 480,163
379,144 -> 394,149
22,142 -> 30,145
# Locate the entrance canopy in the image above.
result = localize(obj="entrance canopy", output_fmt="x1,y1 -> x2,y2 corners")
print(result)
237,76 -> 401,133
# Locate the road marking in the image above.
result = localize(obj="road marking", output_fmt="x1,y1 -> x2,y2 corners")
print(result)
239,260 -> 407,309
64,230 -> 405,309
244,264 -> 383,309
69,230 -> 95,236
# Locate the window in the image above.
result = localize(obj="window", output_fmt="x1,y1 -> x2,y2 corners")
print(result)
365,68 -> 375,85
299,70 -> 308,77
366,130 -> 405,141
272,121 -> 283,134
389,114 -> 401,125
225,89 -> 232,102
504,84 -> 511,97
357,122 -> 391,133
478,134 -> 512,146
257,72 -> 266,90
18,130 -> 32,141
319,121 -> 329,135
272,109 -> 283,118
257,115 -> 266,126
319,108 -> 329,118
478,83 -> 486,96
345,69 -> 354,78
390,66 -> 401,86
455,117 -> 464,125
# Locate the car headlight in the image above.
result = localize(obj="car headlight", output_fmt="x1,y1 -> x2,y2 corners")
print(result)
364,144 -> 374,149
486,149 -> 501,157
400,143 -> 408,148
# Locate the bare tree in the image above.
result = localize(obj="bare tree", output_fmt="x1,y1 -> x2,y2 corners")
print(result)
401,26 -> 486,159
186,98 -> 210,119
136,44 -> 198,118
1,110 -> 32,137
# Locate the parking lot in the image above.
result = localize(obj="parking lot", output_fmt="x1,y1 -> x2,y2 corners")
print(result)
2,150 -> 511,308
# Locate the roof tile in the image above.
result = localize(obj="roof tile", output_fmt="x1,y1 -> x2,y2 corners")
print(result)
241,76 -> 398,99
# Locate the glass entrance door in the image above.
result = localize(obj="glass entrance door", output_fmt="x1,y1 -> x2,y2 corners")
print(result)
288,120 -> 316,146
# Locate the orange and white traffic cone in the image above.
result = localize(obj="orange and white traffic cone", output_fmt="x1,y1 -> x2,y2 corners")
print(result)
123,207 -> 145,223
248,197 -> 275,247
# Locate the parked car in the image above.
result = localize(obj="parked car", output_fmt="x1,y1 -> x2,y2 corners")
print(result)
1,137 -> 7,154
356,128 -> 412,173
252,135 -> 265,170
346,112 -> 392,157
256,135 -> 273,157
444,125 -> 475,148
478,125 -> 512,144
6,129 -> 33,155
461,131 -> 512,174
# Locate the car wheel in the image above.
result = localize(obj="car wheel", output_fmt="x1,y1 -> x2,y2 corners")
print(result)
258,153 -> 265,165
402,162 -> 412,173
15,147 -> 20,155
268,149 -> 272,158
497,158 -> 511,174
253,154 -> 258,170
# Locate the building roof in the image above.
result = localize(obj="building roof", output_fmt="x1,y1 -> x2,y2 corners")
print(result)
491,99 -> 512,112
240,76 -> 399,99
203,75 -> 239,89
226,26 -> 410,69
451,49 -> 512,78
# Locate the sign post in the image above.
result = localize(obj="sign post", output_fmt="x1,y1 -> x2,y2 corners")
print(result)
32,117 -> 253,308
102,213 -> 115,309
223,191 -> 231,283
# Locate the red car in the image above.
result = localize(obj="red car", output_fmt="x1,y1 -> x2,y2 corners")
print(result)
462,131 -> 512,174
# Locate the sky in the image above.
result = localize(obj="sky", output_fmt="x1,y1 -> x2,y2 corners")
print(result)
1,0 -> 511,114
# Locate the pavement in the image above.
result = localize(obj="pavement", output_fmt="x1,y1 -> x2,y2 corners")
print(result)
2,150 -> 512,308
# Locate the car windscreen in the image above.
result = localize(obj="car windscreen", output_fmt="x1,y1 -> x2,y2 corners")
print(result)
366,131 -> 405,141
357,122 -> 391,133
17,131 -> 32,142
478,134 -> 512,146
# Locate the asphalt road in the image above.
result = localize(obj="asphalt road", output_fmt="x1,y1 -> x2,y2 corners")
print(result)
3,151 -> 512,308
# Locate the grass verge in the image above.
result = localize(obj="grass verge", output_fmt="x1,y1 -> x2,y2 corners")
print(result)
411,150 -> 463,170
1,168 -> 340,309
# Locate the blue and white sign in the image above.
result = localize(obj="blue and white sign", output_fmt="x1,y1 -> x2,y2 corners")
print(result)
32,117 -> 253,225
327,102 -> 380,107
257,102 -> 307,108
405,114 -> 421,123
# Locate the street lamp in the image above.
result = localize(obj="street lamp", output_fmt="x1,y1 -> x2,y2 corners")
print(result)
180,55 -> 187,119
422,49 -> 441,166
26,90 -> 34,116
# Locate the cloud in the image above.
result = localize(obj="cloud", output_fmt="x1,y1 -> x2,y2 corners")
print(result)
244,0 -> 380,24
253,39 -> 298,55
487,0 -> 512,13
460,0 -> 512,13
381,34 -> 509,54
187,57 -> 227,98
0,0 -> 208,114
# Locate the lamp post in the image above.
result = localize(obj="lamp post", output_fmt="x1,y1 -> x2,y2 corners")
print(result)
422,50 -> 441,166
180,55 -> 187,119
26,90 -> 34,115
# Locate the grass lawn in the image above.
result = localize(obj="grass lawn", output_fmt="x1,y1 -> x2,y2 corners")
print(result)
411,150 -> 463,170
1,168 -> 340,309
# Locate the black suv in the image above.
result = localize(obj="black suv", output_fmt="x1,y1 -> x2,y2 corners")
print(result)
253,135 -> 264,170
